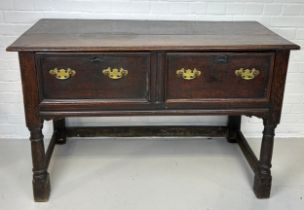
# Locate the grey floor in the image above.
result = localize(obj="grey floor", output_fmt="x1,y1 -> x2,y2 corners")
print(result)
0,137 -> 303,210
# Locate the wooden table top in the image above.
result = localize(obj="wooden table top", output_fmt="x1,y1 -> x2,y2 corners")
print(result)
7,19 -> 300,52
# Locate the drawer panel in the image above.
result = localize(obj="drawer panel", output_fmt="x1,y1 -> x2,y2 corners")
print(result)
166,52 -> 274,101
37,53 -> 151,100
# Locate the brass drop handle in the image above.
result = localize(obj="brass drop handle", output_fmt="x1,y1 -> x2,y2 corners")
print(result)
176,68 -> 202,80
102,67 -> 128,80
49,68 -> 76,80
235,68 -> 260,80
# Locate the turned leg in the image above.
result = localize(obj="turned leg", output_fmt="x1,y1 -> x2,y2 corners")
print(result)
253,119 -> 277,198
227,115 -> 241,143
29,122 -> 50,202
53,119 -> 67,144
19,52 -> 51,201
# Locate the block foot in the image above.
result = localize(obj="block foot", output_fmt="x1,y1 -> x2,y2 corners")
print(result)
253,173 -> 272,199
33,172 -> 50,202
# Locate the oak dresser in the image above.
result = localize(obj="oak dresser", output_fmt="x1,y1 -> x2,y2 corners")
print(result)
7,19 -> 300,201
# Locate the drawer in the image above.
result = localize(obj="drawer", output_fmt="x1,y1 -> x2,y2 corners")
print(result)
165,52 -> 274,102
36,53 -> 151,101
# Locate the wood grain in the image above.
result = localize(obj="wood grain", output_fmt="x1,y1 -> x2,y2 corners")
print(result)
8,19 -> 301,201
7,19 -> 300,51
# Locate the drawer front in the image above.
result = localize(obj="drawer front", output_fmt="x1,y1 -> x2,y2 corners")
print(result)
37,53 -> 151,101
166,52 -> 274,102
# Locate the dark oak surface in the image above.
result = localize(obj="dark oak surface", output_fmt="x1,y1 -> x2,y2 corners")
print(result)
166,52 -> 274,100
7,19 -> 300,51
37,52 -> 151,100
6,19 -> 300,201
